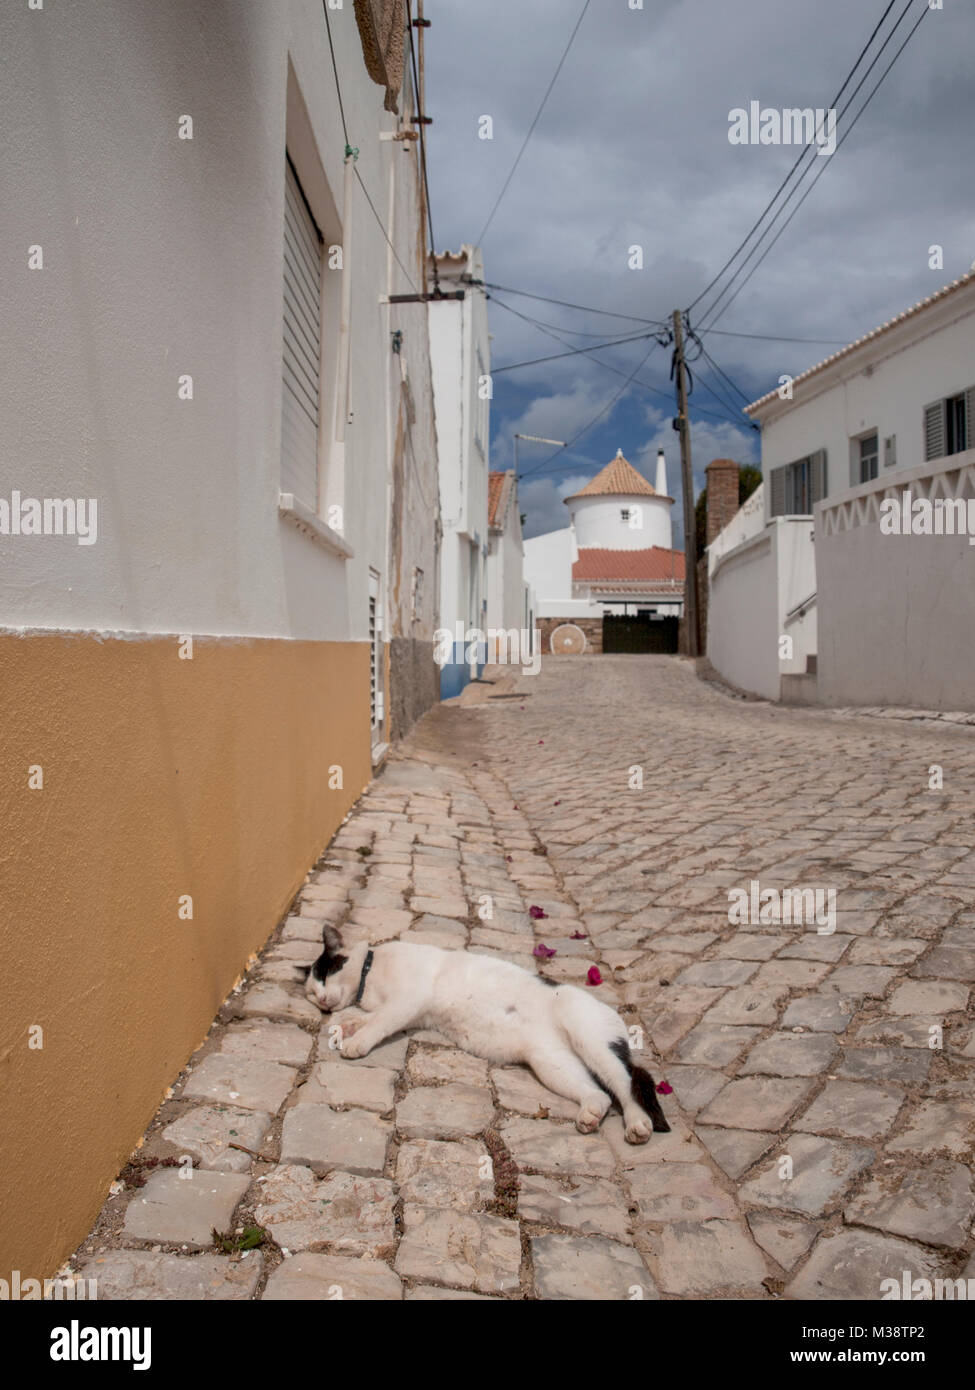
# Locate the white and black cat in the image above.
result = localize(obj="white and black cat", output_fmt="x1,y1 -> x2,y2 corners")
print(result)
305,926 -> 670,1143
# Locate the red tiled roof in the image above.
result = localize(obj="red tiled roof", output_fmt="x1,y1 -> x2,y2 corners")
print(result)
488,472 -> 507,527
564,451 -> 657,502
572,547 -> 685,582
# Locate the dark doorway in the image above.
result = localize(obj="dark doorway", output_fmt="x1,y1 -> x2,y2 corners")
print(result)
602,612 -> 679,654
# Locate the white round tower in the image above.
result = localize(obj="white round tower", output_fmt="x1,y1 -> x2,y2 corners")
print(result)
565,448 -> 673,551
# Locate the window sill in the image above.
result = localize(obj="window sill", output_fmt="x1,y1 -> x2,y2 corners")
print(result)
278,493 -> 353,558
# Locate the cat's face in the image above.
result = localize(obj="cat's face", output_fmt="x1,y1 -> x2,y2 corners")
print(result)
304,926 -> 353,1011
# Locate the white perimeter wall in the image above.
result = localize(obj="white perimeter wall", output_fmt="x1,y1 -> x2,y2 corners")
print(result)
707,518 -> 817,699
0,0 -> 427,644
816,448 -> 975,709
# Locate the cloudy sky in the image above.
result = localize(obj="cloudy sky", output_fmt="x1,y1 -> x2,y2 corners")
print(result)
424,0 -> 975,543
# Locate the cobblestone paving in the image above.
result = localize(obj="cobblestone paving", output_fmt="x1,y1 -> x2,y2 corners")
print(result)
71,657 -> 975,1299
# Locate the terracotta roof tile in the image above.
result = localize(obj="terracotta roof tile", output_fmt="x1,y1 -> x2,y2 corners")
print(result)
488,472 -> 506,527
488,470 -> 516,528
565,451 -> 657,501
572,547 -> 685,582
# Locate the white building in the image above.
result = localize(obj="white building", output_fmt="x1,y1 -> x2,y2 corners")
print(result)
524,449 -> 685,653
0,0 -> 439,1278
428,246 -> 491,697
707,268 -> 975,707
486,470 -> 533,659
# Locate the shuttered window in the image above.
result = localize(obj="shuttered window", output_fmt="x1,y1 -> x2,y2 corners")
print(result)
282,157 -> 323,509
768,449 -> 827,516
769,464 -> 786,518
924,399 -> 947,461
925,387 -> 975,461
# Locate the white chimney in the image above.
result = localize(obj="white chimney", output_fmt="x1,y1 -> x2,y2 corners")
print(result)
655,448 -> 667,497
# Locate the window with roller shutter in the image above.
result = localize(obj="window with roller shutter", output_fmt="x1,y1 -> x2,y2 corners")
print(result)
768,449 -> 827,516
924,386 -> 975,461
281,156 -> 324,511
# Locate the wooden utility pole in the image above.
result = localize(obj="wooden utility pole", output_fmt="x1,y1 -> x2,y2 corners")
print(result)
672,309 -> 700,657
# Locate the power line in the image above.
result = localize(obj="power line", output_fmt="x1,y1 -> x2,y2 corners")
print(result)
354,169 -> 421,293
486,295 -> 745,485
476,0 -> 592,245
515,365 -> 749,484
482,280 -> 666,327
695,341 -> 752,405
701,326 -> 850,345
322,0 -> 352,149
701,0 -> 930,333
516,337 -> 664,479
493,328 -> 662,374
693,364 -> 746,420
685,0 -> 900,317
322,1 -> 420,293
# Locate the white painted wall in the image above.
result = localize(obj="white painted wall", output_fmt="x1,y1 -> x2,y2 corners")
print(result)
523,527 -> 578,607
486,482 -> 527,638
429,246 -> 490,653
816,448 -> 975,709
0,0 -> 434,649
707,518 -> 817,698
568,494 -> 672,551
708,483 -> 766,572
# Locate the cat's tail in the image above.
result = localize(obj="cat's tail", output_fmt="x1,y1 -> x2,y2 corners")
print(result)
627,1058 -> 671,1134
557,992 -> 670,1133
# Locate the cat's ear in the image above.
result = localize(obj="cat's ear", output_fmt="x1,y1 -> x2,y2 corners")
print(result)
321,925 -> 343,956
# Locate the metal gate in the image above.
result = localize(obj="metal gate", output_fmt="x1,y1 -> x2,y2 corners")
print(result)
602,613 -> 678,654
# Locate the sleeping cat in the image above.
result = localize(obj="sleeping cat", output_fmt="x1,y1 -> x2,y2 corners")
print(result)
305,926 -> 670,1143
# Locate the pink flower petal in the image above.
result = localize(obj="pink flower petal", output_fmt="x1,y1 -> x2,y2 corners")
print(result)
529,905 -> 549,920
570,931 -> 587,940
586,967 -> 602,987
656,1081 -> 673,1095
533,943 -> 556,959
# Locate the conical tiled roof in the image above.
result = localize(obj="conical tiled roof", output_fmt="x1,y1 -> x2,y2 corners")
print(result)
564,449 -> 657,501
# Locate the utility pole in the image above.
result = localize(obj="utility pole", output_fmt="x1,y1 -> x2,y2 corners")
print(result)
672,309 -> 700,657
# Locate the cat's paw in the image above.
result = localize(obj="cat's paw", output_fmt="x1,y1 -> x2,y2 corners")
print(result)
575,1107 -> 602,1134
340,1031 -> 370,1059
624,1117 -> 652,1145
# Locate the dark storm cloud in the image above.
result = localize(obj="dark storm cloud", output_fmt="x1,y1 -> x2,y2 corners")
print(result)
424,0 -> 975,540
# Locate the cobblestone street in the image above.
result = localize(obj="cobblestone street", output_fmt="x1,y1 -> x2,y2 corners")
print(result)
72,657 -> 975,1300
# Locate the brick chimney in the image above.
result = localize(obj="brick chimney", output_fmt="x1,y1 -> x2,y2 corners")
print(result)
705,458 -> 741,545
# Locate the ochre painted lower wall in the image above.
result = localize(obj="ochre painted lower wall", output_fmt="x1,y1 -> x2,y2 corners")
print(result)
0,631 -> 371,1278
